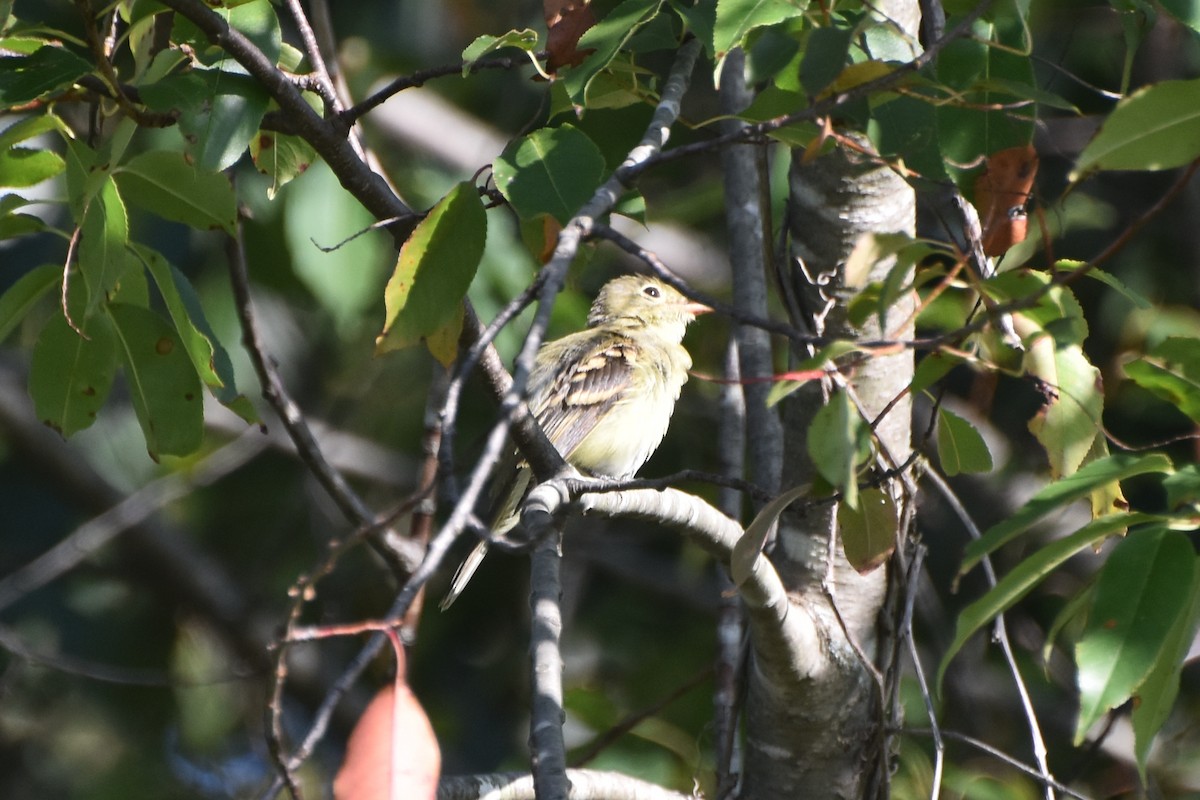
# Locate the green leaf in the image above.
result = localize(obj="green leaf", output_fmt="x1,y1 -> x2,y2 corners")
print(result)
1072,79 -> 1200,180
869,93 -> 949,182
714,0 -> 807,59
0,113 -> 70,150
936,0 -> 1036,187
78,176 -> 131,314
461,28 -> 540,76
936,408 -> 993,476
986,268 -> 1088,348
838,487 -> 897,573
959,453 -> 1174,576
1075,528 -> 1196,743
1123,337 -> 1200,424
249,131 -> 315,199
114,151 -> 237,235
731,482 -> 809,588
800,25 -> 853,97
806,389 -> 869,509
1053,259 -> 1151,309
136,245 -> 257,423
1025,342 -> 1103,479
1162,464 -> 1200,513
171,0 -> 281,71
938,512 -> 1154,691
143,70 -> 270,172
493,124 -> 606,224
29,311 -> 118,437
1131,558 -> 1200,776
284,160 -> 387,331
0,263 -> 59,343
0,45 -> 93,105
911,351 -> 963,396
1159,0 -> 1200,34
107,303 -> 205,460
376,181 -> 487,355
562,0 -> 661,107
0,147 -> 63,188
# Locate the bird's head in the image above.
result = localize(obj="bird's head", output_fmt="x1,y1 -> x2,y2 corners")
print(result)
586,275 -> 710,339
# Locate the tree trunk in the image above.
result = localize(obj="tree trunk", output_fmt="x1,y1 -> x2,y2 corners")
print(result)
741,31 -> 919,791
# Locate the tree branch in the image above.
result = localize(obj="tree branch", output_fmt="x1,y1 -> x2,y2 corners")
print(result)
158,0 -> 417,243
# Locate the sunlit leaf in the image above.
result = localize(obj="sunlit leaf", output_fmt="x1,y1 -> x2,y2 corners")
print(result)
0,262 -> 58,343
939,512 -> 1154,691
0,147 -> 64,188
561,0 -> 660,107
1072,78 -> 1200,180
765,341 -> 859,406
376,181 -> 486,355
1123,337 -> 1200,424
936,408 -> 993,476
461,28 -> 541,76
1025,341 -> 1102,479
249,130 -> 315,199
714,0 -> 806,59
1075,527 -> 1195,743
334,635 -> 440,800
959,453 -> 1174,576
493,124 -> 606,224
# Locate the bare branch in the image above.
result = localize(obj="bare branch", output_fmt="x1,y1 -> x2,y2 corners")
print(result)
437,769 -> 693,800
158,0 -> 417,242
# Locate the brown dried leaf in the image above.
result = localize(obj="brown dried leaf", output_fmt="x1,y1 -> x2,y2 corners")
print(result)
545,0 -> 596,72
974,145 -> 1038,257
333,645 -> 441,800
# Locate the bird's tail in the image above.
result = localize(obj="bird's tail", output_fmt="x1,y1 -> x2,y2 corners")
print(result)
439,538 -> 490,610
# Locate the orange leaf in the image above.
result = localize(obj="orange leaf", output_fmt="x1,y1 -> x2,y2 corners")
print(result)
545,0 -> 596,72
974,145 -> 1038,257
333,646 -> 441,800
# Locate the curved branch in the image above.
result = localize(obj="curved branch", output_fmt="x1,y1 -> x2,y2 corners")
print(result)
524,481 -> 817,680
158,0 -> 418,243
437,769 -> 692,800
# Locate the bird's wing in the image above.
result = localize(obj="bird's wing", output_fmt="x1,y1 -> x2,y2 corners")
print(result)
532,335 -> 637,462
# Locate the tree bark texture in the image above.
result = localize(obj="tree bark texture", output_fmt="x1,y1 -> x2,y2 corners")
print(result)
742,69 -> 919,800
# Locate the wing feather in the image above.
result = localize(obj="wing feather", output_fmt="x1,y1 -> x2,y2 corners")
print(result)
532,335 -> 636,462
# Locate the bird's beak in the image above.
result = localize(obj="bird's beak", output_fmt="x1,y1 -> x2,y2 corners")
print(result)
681,300 -> 712,317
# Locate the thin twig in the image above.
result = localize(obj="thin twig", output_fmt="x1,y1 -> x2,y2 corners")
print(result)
571,667 -> 712,767
901,546 -> 944,800
903,728 -> 1093,800
225,226 -> 418,574
923,468 -> 1057,799
339,55 -> 532,127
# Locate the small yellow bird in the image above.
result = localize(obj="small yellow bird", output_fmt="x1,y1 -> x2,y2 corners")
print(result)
441,274 -> 709,608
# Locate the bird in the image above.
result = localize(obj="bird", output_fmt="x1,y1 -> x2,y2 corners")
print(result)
440,274 -> 709,609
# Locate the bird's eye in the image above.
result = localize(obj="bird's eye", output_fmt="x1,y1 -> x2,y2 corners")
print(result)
643,285 -> 661,298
